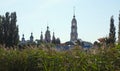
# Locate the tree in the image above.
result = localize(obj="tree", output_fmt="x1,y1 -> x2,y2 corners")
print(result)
9,12 -> 19,46
0,15 -> 4,44
108,16 -> 116,45
118,12 -> 120,44
0,12 -> 19,47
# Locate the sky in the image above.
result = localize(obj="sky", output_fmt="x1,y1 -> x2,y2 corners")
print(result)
0,0 -> 120,43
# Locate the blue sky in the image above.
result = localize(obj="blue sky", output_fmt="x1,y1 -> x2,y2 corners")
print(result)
0,0 -> 120,43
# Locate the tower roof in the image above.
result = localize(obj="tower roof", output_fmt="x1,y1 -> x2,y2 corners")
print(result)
52,32 -> 55,40
45,26 -> 51,42
22,34 -> 24,38
22,34 -> 25,42
41,31 -> 43,37
72,15 -> 77,24
40,31 -> 43,41
47,26 -> 49,30
72,7 -> 77,23
30,32 -> 34,42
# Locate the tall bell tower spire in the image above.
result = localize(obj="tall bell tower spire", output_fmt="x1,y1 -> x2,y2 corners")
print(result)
70,7 -> 78,42
73,6 -> 75,17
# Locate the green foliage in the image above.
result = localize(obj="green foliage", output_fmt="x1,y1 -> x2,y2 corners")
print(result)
0,45 -> 120,71
108,16 -> 116,45
0,12 -> 19,47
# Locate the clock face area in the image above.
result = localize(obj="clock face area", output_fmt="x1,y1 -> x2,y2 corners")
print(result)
72,23 -> 76,26
72,29 -> 75,32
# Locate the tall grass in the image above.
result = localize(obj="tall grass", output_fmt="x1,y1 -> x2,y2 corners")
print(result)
0,45 -> 120,71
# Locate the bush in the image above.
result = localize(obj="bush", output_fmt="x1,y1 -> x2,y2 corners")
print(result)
0,45 -> 120,71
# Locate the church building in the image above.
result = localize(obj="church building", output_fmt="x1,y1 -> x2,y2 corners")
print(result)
70,11 -> 78,42
45,26 -> 51,43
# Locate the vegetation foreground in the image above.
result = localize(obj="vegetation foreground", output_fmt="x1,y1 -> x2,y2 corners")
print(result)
0,45 -> 120,71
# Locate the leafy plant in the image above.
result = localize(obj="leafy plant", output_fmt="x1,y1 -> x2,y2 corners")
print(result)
0,45 -> 120,71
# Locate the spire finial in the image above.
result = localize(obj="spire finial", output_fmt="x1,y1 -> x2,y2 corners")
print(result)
41,31 -> 43,34
47,21 -> 49,30
22,34 -> 24,37
111,15 -> 114,19
31,32 -> 33,35
47,26 -> 49,30
73,6 -> 75,17
119,10 -> 120,14
119,10 -> 120,16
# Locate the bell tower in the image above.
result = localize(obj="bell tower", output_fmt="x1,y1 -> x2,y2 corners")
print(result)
70,7 -> 78,41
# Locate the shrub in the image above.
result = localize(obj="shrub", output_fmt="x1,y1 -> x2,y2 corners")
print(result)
0,45 -> 120,71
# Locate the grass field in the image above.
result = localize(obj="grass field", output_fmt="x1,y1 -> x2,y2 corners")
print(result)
0,44 -> 120,71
